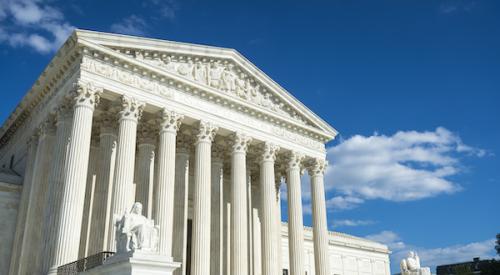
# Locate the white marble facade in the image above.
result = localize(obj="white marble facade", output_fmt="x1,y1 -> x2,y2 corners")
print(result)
0,30 -> 390,275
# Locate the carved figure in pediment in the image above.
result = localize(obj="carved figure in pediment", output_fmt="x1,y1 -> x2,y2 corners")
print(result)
177,60 -> 194,78
208,63 -> 223,88
221,65 -> 236,92
261,93 -> 273,108
162,56 -> 176,72
193,62 -> 208,84
235,73 -> 247,98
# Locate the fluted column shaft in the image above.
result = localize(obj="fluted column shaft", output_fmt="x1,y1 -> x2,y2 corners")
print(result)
9,136 -> 38,275
191,121 -> 218,275
50,83 -> 101,272
155,109 -> 183,257
259,142 -> 280,275
22,120 -> 55,275
276,180 -> 283,274
79,141 -> 99,258
286,152 -> 306,275
172,145 -> 190,275
88,123 -> 117,254
210,157 -> 223,275
230,133 -> 251,275
40,104 -> 73,274
309,159 -> 330,275
107,96 -> 143,251
135,137 -> 155,219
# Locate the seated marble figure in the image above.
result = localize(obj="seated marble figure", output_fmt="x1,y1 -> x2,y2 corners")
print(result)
115,202 -> 159,254
400,251 -> 431,275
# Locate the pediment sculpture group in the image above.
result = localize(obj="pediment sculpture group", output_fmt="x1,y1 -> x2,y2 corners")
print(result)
132,51 -> 307,122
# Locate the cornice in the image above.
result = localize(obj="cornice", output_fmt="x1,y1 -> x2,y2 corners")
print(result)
78,38 -> 331,146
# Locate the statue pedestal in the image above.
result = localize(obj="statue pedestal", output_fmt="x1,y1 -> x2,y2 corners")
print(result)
81,251 -> 181,275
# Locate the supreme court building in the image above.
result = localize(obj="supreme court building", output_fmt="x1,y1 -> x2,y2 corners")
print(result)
0,30 -> 390,275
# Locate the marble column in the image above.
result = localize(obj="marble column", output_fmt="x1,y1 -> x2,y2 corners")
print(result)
286,152 -> 306,275
259,142 -> 280,275
155,109 -> 183,257
21,119 -> 56,275
275,178 -> 283,274
40,101 -> 74,274
247,167 -> 253,275
79,138 -> 99,258
8,135 -> 38,275
230,132 -> 251,275
135,123 -> 156,219
210,145 -> 224,275
251,184 -> 262,275
107,95 -> 144,251
190,121 -> 218,275
308,159 -> 330,275
50,82 -> 101,273
88,115 -> 117,254
172,135 -> 190,275
222,169 -> 231,275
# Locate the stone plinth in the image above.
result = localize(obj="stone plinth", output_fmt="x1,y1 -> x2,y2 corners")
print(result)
81,252 -> 180,275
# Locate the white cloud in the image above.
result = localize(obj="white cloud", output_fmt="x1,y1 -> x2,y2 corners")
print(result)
0,0 -> 74,53
146,0 -> 178,20
110,15 -> 148,36
324,127 -> 485,210
365,230 -> 497,272
332,219 -> 375,228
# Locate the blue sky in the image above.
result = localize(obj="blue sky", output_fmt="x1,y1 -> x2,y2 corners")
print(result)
1,0 -> 499,272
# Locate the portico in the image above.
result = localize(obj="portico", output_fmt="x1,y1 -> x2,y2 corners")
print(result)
3,30 -> 337,275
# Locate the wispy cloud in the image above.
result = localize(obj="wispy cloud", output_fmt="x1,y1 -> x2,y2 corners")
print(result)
332,219 -> 375,228
0,0 -> 74,53
110,15 -> 148,36
144,0 -> 178,21
323,127 -> 485,210
439,0 -> 478,14
365,230 -> 497,272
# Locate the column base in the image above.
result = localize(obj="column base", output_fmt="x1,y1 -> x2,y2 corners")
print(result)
80,251 -> 181,275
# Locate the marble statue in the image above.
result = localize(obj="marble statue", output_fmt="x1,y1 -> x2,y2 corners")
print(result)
115,202 -> 159,254
400,251 -> 431,275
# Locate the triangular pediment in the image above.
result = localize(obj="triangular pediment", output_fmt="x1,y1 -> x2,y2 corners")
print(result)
75,29 -> 337,140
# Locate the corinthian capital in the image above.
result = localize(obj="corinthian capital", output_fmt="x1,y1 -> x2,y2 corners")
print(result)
231,132 -> 252,154
259,142 -> 280,163
119,95 -> 145,122
159,109 -> 184,134
72,81 -> 102,110
307,158 -> 328,176
137,121 -> 157,144
37,117 -> 56,137
286,151 -> 305,171
195,121 -> 218,144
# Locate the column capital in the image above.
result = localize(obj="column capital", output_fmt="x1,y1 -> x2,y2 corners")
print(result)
98,111 -> 118,135
259,142 -> 280,163
118,95 -> 145,122
137,121 -> 157,145
55,97 -> 74,122
286,151 -> 305,171
212,143 -> 226,163
195,121 -> 218,144
72,81 -> 102,110
230,132 -> 252,154
307,158 -> 328,176
159,109 -> 184,134
176,132 -> 193,154
37,117 -> 56,138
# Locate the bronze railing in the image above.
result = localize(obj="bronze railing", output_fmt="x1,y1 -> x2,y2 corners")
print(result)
56,251 -> 115,274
